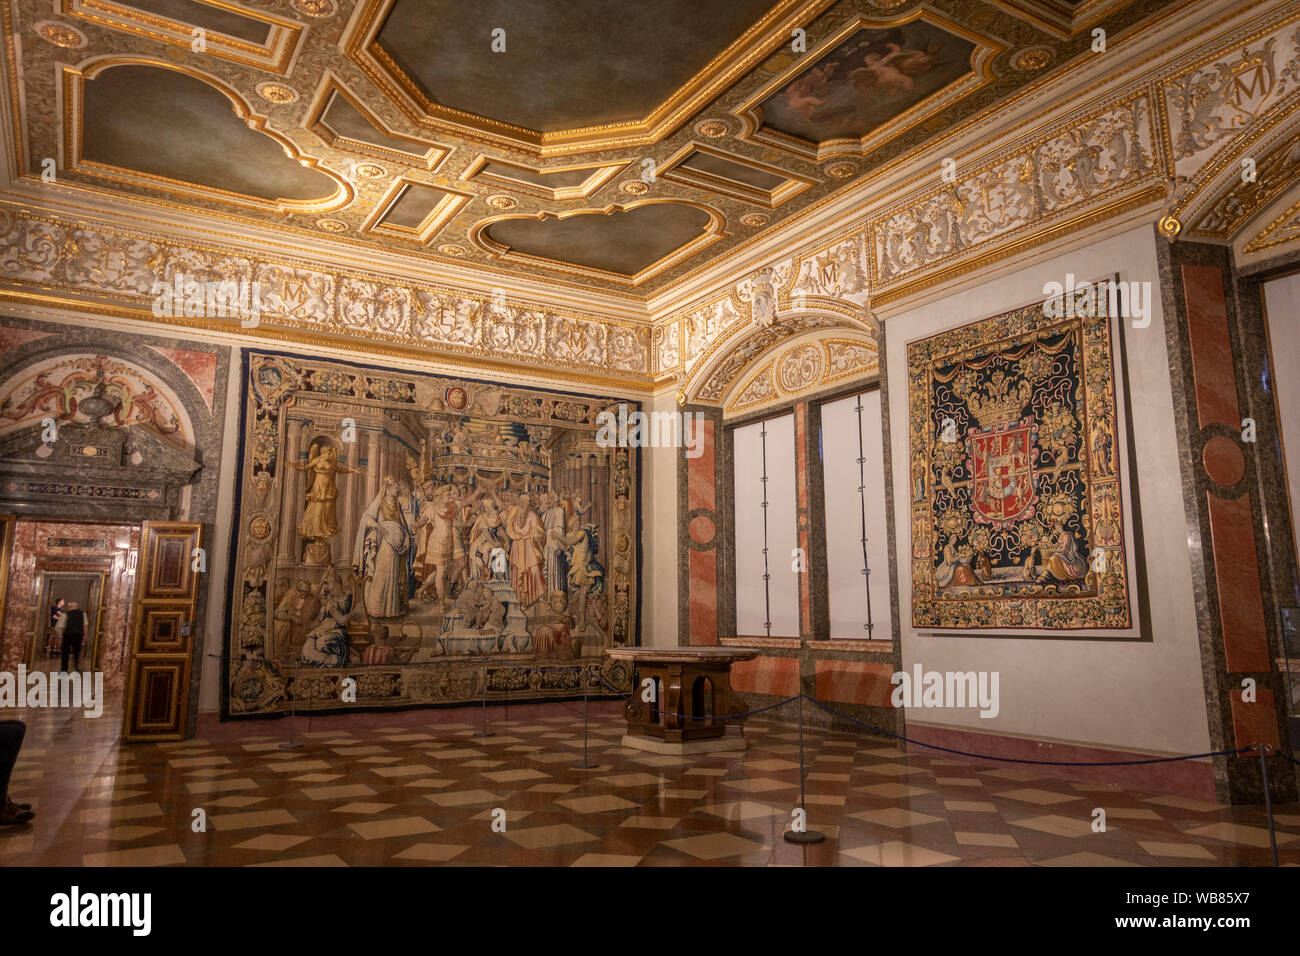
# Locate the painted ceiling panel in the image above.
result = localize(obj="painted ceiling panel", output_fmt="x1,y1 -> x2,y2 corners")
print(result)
81,65 -> 339,202
375,0 -> 778,131
757,23 -> 977,144
485,204 -> 713,276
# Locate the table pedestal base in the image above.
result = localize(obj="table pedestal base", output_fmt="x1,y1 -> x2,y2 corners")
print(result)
620,725 -> 747,755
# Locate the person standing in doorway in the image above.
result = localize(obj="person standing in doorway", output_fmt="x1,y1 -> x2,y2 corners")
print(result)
58,602 -> 87,673
46,598 -> 65,655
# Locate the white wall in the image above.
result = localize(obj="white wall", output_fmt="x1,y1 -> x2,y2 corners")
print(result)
641,391 -> 679,648
883,225 -> 1211,755
1263,273 -> 1300,573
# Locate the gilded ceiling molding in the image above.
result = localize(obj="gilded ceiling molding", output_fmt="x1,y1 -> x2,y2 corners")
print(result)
649,0 -> 1229,300
458,155 -> 629,202
654,142 -> 817,208
1184,126 -> 1300,241
986,0 -> 1144,39
1,0 -> 1258,302
1157,14 -> 1300,237
60,0 -> 304,73
722,329 -> 878,417
648,5 -> 1298,327
304,73 -> 451,171
1241,190 -> 1300,255
733,9 -> 1004,162
360,175 -> 473,244
0,206 -> 653,384
342,0 -> 835,156
470,200 -> 728,288
869,88 -> 1157,293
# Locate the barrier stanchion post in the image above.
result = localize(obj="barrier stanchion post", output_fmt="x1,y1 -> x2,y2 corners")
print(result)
280,659 -> 303,751
784,694 -> 825,845
1258,743 -> 1279,867
574,664 -> 597,769
473,656 -> 494,738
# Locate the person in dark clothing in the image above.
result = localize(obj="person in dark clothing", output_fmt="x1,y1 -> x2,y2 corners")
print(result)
59,602 -> 86,673
0,720 -> 33,826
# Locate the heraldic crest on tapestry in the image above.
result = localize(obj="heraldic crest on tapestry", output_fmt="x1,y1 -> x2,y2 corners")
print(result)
223,349 -> 638,717
907,291 -> 1132,630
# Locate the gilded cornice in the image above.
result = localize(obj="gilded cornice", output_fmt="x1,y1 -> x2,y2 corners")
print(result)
0,204 -> 654,386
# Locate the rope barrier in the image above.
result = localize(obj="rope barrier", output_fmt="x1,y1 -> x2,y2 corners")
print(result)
222,653 -> 1298,771
801,695 -> 1254,766
1275,748 -> 1300,767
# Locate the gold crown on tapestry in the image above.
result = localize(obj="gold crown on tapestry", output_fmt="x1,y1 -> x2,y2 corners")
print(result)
961,370 -> 1031,429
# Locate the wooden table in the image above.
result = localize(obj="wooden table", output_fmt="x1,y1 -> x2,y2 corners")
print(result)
605,647 -> 759,754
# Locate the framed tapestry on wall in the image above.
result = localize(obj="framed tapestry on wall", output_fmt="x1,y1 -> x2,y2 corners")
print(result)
906,280 -> 1138,634
221,348 -> 639,718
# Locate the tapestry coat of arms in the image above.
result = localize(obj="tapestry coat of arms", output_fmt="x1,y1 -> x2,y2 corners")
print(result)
907,291 -> 1132,630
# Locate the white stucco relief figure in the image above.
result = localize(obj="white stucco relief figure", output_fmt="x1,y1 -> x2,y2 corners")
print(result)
254,264 -> 335,325
549,315 -> 604,365
339,277 -> 409,334
873,95 -> 1153,283
64,230 -> 158,294
413,291 -> 479,347
654,323 -> 679,374
792,235 -> 869,304
741,266 -> 780,327
1167,29 -> 1300,173
608,325 -> 647,373
685,299 -> 737,365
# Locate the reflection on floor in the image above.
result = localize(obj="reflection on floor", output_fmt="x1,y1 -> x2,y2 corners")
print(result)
3,697 -> 1298,866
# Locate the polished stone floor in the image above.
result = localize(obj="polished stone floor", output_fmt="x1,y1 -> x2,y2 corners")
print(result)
2,696 -> 1297,867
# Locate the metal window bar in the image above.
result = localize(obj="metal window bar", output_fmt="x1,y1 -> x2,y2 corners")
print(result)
855,395 -> 875,637
760,420 -> 772,637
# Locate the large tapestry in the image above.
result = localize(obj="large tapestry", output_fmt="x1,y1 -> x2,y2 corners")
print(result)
223,349 -> 638,717
907,288 -> 1133,631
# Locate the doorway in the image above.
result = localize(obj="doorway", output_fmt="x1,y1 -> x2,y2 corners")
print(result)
30,571 -> 106,674
0,519 -> 141,693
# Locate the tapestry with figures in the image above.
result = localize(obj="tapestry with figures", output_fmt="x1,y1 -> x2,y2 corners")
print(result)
907,288 -> 1133,631
222,349 -> 638,718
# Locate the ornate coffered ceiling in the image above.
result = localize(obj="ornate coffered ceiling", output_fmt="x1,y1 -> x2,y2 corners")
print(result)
0,0 -> 1295,395
2,0 -> 1175,298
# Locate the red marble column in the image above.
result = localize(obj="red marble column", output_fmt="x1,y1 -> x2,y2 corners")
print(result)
1182,263 -> 1280,756
686,418 -> 717,646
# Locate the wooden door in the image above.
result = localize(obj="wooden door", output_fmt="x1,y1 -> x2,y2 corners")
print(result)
123,521 -> 203,741
0,515 -> 13,642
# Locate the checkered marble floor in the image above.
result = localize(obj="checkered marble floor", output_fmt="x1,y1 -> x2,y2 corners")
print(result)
3,698 -> 1298,867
